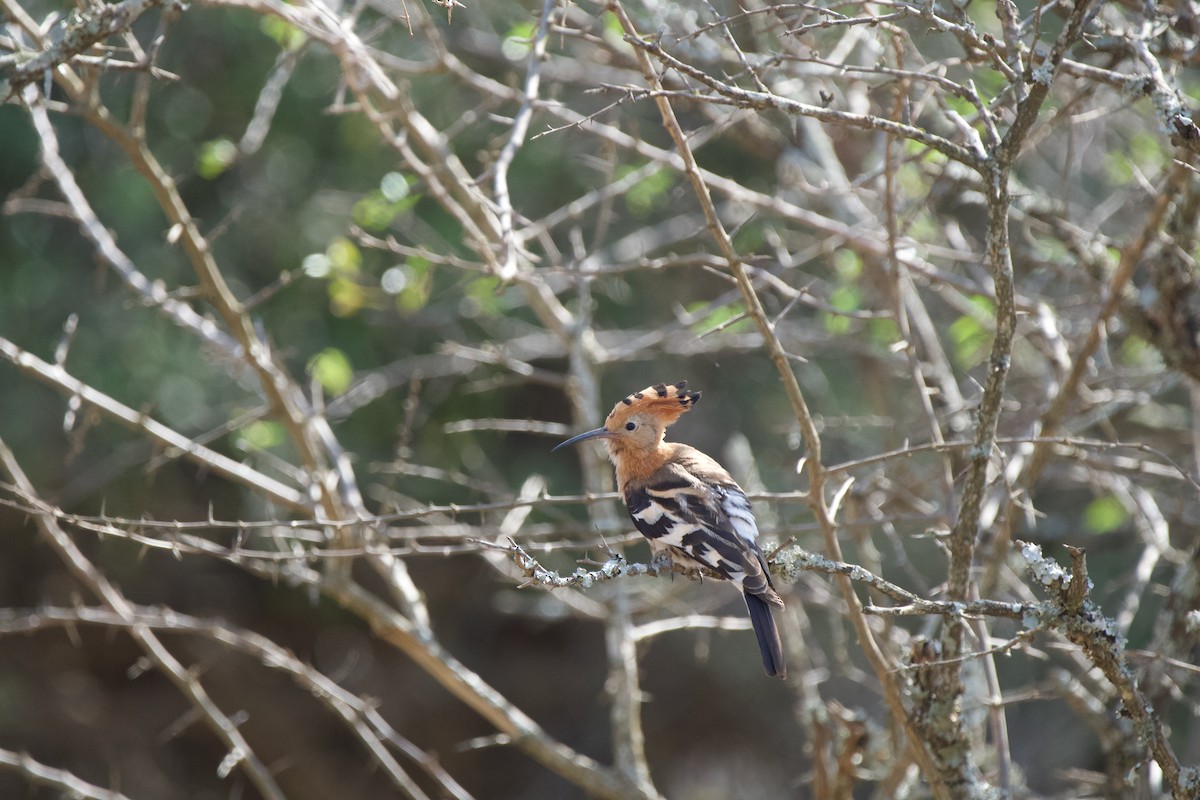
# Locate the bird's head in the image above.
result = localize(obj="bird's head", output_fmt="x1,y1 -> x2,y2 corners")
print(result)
552,381 -> 701,456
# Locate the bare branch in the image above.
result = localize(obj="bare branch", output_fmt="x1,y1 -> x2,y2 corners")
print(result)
0,436 -> 288,800
1017,542 -> 1196,797
0,336 -> 308,510
0,604 -> 473,800
0,747 -> 134,800
2,0 -> 166,99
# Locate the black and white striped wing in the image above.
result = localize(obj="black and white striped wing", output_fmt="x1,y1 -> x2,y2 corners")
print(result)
624,473 -> 773,597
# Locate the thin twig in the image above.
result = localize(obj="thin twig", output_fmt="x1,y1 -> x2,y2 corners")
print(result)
0,436 -> 288,800
491,0 -> 556,280
0,747 -> 134,800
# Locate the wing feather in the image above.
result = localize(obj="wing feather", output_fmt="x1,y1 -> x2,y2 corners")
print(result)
624,467 -> 779,604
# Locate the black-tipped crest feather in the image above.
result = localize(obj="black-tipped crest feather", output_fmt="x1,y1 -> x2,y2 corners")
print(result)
606,381 -> 700,427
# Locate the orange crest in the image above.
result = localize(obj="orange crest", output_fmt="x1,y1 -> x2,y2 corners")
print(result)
605,381 -> 700,429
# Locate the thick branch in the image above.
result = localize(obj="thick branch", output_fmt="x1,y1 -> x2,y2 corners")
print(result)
2,0 -> 166,99
1018,542 -> 1196,797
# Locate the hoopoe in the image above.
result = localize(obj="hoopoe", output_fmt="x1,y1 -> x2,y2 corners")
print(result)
554,381 -> 786,678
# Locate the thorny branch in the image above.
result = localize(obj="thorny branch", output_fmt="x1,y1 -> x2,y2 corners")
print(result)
1,0 -> 168,99
0,436 -> 288,800
490,0 -> 556,280
485,537 -> 1037,622
4,0 -> 1200,796
0,605 -> 473,800
0,747 -> 134,800
610,2 -> 954,793
0,335 -> 308,511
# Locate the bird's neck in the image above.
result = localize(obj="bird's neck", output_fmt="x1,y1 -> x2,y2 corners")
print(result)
611,440 -> 680,487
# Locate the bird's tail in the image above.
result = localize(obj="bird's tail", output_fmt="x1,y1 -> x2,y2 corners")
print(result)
744,591 -> 786,679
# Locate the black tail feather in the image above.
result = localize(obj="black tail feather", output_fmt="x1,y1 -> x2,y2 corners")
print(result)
744,591 -> 786,679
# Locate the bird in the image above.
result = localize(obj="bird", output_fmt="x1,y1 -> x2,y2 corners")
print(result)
553,380 -> 786,678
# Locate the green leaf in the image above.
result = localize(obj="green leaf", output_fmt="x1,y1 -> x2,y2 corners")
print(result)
309,348 -> 354,395
353,192 -> 401,232
197,138 -> 237,179
327,237 -> 361,273
602,10 -> 623,38
328,277 -> 366,317
731,224 -> 764,252
948,295 -> 995,368
1129,130 -> 1166,173
830,284 -> 861,313
1105,152 -> 1133,184
260,16 -> 307,51
822,311 -> 851,335
833,249 -> 862,280
945,94 -> 975,117
1083,495 -> 1129,534
406,255 -> 432,280
623,168 -> 675,216
396,258 -> 432,314
502,21 -> 535,60
1117,335 -> 1157,367
688,302 -> 750,335
974,68 -> 1009,98
353,179 -> 419,232
897,161 -> 928,194
869,317 -> 900,345
466,276 -> 504,317
948,315 -> 986,368
238,420 -> 285,451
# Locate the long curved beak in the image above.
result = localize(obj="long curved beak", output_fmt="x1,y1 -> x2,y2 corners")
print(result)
551,427 -> 612,452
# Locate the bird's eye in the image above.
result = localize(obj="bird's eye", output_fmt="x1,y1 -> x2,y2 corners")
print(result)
625,421 -> 636,431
